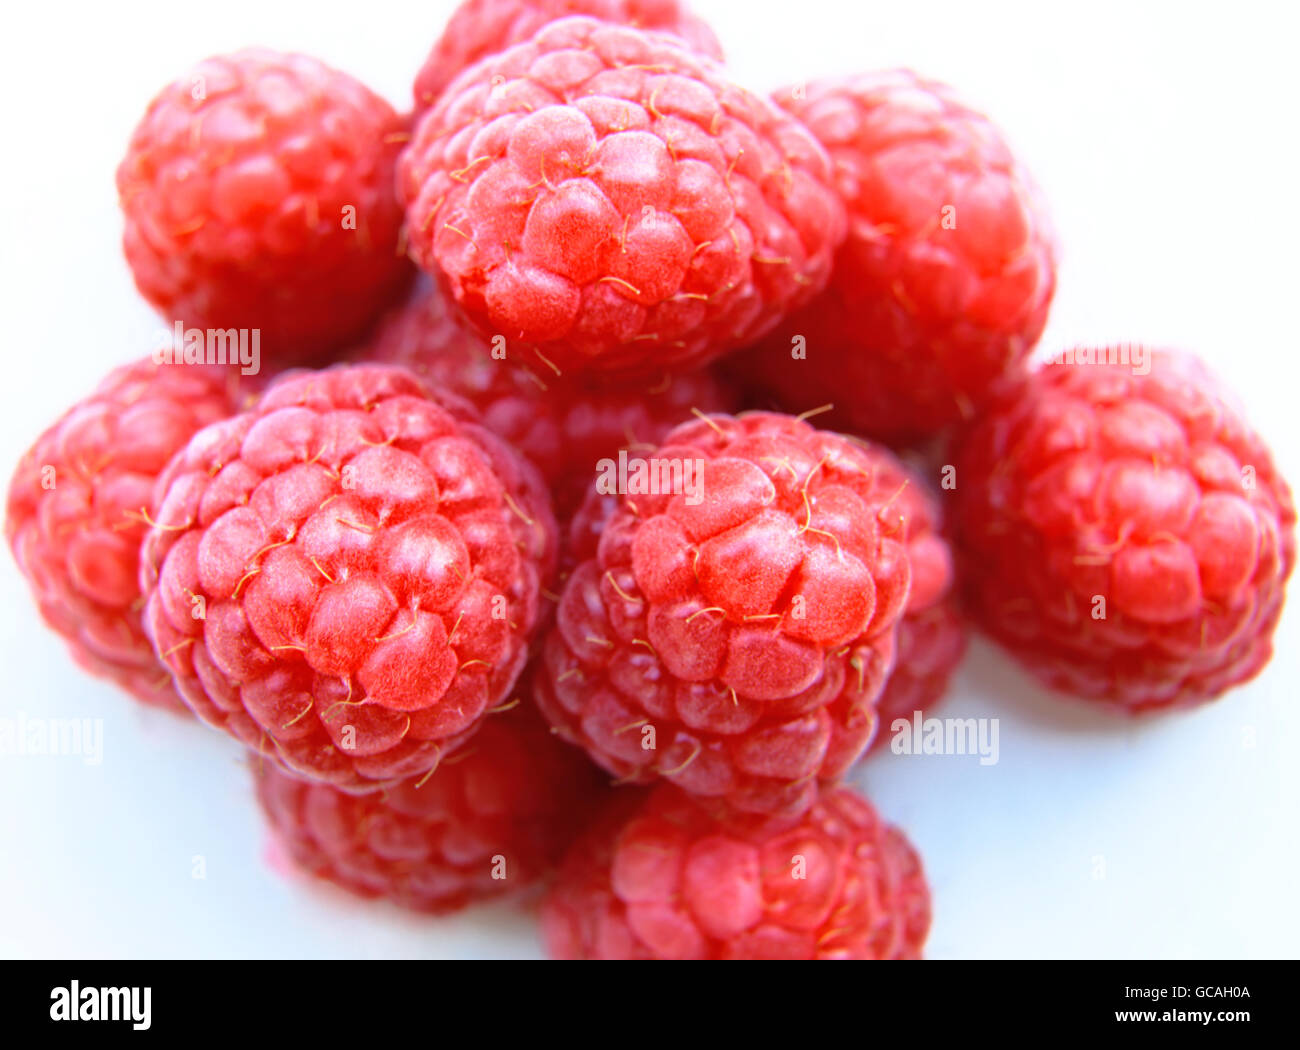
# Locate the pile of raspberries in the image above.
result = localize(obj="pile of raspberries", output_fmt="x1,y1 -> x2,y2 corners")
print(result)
8,0 -> 1294,960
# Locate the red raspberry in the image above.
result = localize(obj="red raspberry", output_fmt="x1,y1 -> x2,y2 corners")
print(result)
566,452 -> 966,758
140,365 -> 557,791
952,349 -> 1295,711
6,359 -> 234,712
359,283 -> 738,515
734,70 -> 1057,442
413,0 -> 723,109
117,49 -> 413,367
535,412 -> 915,818
866,460 -> 967,753
253,699 -> 605,913
400,17 -> 846,382
563,486 -> 623,572
542,784 -> 931,959
871,599 -> 967,753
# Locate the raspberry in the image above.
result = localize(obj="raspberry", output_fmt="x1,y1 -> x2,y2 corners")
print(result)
542,784 -> 931,959
253,699 -> 604,913
566,451 -> 966,759
359,283 -> 738,514
413,0 -> 723,109
952,349 -> 1295,711
400,17 -> 846,382
866,460 -> 967,753
118,49 -> 413,367
871,600 -> 967,753
733,70 -> 1057,442
535,412 -> 915,818
6,359 -> 235,711
563,486 -> 623,571
140,364 -> 557,791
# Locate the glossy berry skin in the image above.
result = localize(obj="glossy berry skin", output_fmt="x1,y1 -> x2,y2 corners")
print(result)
735,70 -> 1056,443
535,412 -> 914,818
140,365 -> 557,792
118,49 -> 413,366
359,283 -> 738,515
542,784 -> 931,959
6,359 -> 234,711
952,349 -> 1295,711
254,700 -> 605,913
413,0 -> 723,109
401,17 -> 846,383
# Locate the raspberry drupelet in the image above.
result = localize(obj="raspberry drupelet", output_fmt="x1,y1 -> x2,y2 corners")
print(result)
952,348 -> 1295,711
140,365 -> 557,791
400,16 -> 846,383
359,282 -> 738,516
413,0 -> 723,110
734,70 -> 1057,443
6,359 -> 236,712
118,49 -> 413,366
253,698 -> 605,913
542,783 -> 931,959
535,411 -> 916,818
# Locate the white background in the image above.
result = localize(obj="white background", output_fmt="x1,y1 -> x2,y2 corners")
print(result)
1,0 -> 1297,959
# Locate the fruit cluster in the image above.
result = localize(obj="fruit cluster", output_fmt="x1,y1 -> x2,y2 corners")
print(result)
7,0 -> 1293,959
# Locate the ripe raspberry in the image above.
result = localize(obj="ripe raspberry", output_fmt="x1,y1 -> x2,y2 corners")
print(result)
952,349 -> 1295,711
400,17 -> 846,382
253,699 -> 604,913
140,365 -> 557,791
359,283 -> 738,514
563,486 -> 623,572
734,70 -> 1057,442
413,0 -> 723,109
6,359 -> 235,711
866,461 -> 967,753
871,600 -> 967,753
566,452 -> 966,758
542,784 -> 931,959
118,49 -> 413,366
535,412 -> 915,818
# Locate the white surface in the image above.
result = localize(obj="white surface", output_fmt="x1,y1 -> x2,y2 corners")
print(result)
1,0 -> 1297,959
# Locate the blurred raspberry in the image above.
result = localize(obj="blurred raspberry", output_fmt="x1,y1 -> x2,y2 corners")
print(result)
140,365 -> 557,791
6,359 -> 234,711
118,49 -> 413,367
734,70 -> 1056,442
866,458 -> 967,753
359,283 -> 738,515
253,698 -> 605,913
871,601 -> 967,752
543,783 -> 931,959
952,348 -> 1295,711
414,0 -> 723,109
563,485 -> 622,573
535,412 -> 915,818
401,17 -> 845,382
